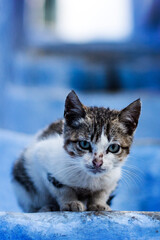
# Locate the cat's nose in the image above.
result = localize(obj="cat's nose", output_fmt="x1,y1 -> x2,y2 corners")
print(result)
92,159 -> 103,168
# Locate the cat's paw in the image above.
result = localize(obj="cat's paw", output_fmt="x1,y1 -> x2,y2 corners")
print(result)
38,205 -> 59,212
87,203 -> 111,211
61,201 -> 85,212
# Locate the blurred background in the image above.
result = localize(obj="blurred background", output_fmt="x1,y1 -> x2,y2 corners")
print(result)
0,0 -> 160,212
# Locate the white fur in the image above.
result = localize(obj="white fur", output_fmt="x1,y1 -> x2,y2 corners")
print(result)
13,132 -> 124,212
25,133 -> 121,189
12,180 -> 33,212
72,118 -> 85,127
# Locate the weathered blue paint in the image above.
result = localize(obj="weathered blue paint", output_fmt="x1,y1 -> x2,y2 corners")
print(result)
0,211 -> 160,240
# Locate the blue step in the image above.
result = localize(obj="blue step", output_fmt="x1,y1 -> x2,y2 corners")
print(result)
0,211 -> 159,240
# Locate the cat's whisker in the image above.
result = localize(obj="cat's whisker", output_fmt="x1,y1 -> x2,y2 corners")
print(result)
124,164 -> 144,174
128,171 -> 143,183
121,174 -> 138,191
123,164 -> 144,181
120,174 -> 130,189
121,168 -> 143,189
122,167 -> 144,183
121,172 -> 136,187
51,167 -> 75,177
59,170 -> 84,184
53,165 -> 81,177
55,165 -> 84,177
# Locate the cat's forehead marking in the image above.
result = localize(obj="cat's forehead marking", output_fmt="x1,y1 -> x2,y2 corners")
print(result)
94,128 -> 109,153
87,106 -> 116,143
101,127 -> 108,143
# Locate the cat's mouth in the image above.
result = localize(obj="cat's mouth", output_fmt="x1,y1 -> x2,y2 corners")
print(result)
85,165 -> 106,174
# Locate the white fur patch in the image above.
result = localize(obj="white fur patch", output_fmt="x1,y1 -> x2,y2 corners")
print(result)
93,129 -> 109,155
72,118 -> 85,127
13,131 -> 124,212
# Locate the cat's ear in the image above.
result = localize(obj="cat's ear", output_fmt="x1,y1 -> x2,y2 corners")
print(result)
64,90 -> 86,127
119,99 -> 141,135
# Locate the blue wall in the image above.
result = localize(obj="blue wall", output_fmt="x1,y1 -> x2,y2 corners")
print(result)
0,0 -> 160,214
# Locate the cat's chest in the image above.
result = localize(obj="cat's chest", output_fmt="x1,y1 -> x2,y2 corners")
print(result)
73,187 -> 93,200
70,175 -> 117,198
65,172 -> 118,192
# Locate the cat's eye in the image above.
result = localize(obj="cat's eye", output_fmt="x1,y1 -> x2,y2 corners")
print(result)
107,144 -> 120,154
78,141 -> 91,150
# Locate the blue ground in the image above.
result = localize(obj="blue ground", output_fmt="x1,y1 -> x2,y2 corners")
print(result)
0,86 -> 160,212
0,211 -> 160,240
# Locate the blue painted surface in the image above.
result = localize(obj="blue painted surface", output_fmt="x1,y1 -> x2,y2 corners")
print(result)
0,211 -> 160,240
119,63 -> 160,91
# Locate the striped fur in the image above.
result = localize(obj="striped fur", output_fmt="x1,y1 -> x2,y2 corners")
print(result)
12,91 -> 141,212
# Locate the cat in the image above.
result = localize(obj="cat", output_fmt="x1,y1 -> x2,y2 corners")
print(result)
12,90 -> 141,212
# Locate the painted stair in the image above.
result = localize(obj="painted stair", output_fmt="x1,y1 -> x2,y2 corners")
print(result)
0,211 -> 160,240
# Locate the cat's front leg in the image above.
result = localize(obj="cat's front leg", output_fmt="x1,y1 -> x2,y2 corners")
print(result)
56,186 -> 86,212
87,190 -> 111,211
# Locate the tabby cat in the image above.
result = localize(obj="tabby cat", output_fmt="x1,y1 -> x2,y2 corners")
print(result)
12,91 -> 141,212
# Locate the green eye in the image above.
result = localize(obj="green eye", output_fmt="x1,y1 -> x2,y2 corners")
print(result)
108,144 -> 120,153
79,141 -> 91,150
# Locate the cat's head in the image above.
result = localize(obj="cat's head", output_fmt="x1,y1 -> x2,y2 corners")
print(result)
63,91 -> 141,176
